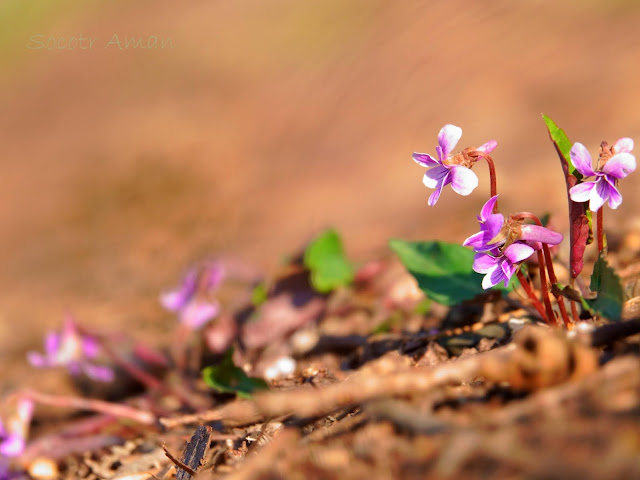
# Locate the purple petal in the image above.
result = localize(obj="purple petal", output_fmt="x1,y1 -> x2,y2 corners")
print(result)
160,269 -> 199,312
423,165 -> 450,189
589,179 -> 609,212
428,186 -> 443,206
519,225 -> 563,246
603,178 -> 622,209
81,336 -> 100,359
482,265 -> 503,289
569,181 -> 596,203
476,140 -> 497,154
500,257 -> 518,279
437,124 -> 462,158
463,232 -> 485,248
480,195 -> 499,221
613,137 -> 634,154
44,332 -> 61,357
0,434 -> 25,457
449,166 -> 478,196
473,253 -> 499,273
412,152 -> 440,168
204,264 -> 225,290
602,152 -> 636,179
570,143 -> 596,177
484,214 -> 504,242
180,300 -> 220,330
82,363 -> 115,382
503,242 -> 535,264
27,351 -> 50,368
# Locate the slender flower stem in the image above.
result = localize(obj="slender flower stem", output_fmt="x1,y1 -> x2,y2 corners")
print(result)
569,278 -> 580,323
478,154 -> 498,212
542,244 -> 571,327
536,250 -> 557,325
22,389 -> 155,425
516,270 -> 547,320
597,208 -> 604,253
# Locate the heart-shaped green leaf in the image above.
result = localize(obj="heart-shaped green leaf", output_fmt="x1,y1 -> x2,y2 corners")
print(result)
304,229 -> 354,293
202,348 -> 268,399
587,253 -> 624,320
389,240 -> 510,306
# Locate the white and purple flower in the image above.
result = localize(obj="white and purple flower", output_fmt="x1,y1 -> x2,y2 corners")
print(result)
413,124 -> 497,206
160,262 -> 224,330
464,196 -> 564,289
569,138 -> 636,211
27,315 -> 114,382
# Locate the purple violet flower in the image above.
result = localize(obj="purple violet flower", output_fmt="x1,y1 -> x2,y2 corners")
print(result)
568,139 -> 636,211
462,195 -> 504,252
160,262 -> 224,330
413,124 -> 497,206
473,243 -> 535,289
0,398 -> 33,459
27,315 -> 114,382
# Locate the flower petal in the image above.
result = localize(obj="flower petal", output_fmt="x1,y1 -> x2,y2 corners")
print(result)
82,363 -> 115,383
449,166 -> 478,196
607,185 -> 622,209
482,265 -> 504,289
569,181 -> 596,203
519,225 -> 563,246
422,165 -> 450,189
589,179 -> 609,212
473,252 -> 499,273
180,300 -> 220,330
0,434 -> 25,457
476,140 -> 497,154
44,332 -> 61,357
437,124 -> 462,158
602,152 -> 636,179
27,351 -> 50,368
503,242 -> 535,264
480,195 -> 499,220
81,336 -> 100,359
570,143 -> 596,177
412,152 -> 440,168
613,137 -> 634,154
428,186 -> 443,206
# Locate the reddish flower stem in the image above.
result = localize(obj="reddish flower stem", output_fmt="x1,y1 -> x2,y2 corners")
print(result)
597,208 -> 604,253
22,389 -> 155,425
536,250 -> 557,325
516,270 -> 547,320
478,154 -> 498,212
542,244 -> 571,327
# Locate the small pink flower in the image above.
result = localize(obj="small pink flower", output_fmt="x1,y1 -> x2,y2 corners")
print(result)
569,139 -> 635,211
413,124 -> 497,206
160,262 -> 224,330
27,315 -> 114,382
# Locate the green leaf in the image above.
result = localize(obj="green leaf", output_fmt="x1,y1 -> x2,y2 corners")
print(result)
202,348 -> 269,399
303,229 -> 355,293
587,253 -> 624,320
542,114 -> 579,179
389,240 -> 510,306
250,282 -> 268,307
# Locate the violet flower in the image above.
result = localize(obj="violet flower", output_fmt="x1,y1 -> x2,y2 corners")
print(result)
464,197 -> 564,289
569,139 -> 636,211
27,315 -> 114,382
462,195 -> 504,252
473,243 -> 535,289
413,124 -> 497,206
0,398 -> 33,459
160,262 -> 224,330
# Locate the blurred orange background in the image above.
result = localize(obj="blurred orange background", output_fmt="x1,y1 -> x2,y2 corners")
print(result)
1,1 -> 639,366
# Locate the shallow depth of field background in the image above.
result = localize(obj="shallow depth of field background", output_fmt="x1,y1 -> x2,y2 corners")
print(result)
1,1 -> 640,373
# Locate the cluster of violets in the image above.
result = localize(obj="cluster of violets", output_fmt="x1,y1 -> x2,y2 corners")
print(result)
413,124 -> 636,323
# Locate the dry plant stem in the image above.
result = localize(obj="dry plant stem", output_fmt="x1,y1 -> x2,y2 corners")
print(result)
597,208 -> 604,253
536,250 -> 556,325
21,389 -> 155,425
516,270 -> 547,319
